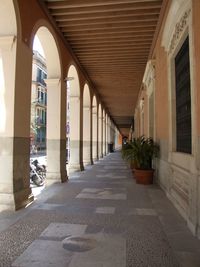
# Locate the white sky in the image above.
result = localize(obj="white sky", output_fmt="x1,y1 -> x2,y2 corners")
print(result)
33,35 -> 45,57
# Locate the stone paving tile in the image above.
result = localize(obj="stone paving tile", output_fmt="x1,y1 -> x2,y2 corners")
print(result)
12,240 -> 73,267
166,231 -> 200,252
175,251 -> 200,267
95,207 -> 115,214
0,152 -> 200,266
134,208 -> 157,216
40,223 -> 87,239
76,187 -> 127,200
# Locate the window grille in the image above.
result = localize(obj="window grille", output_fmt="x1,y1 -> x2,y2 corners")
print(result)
175,36 -> 191,154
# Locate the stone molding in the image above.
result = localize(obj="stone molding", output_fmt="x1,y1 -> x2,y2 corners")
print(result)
168,9 -> 191,55
142,60 -> 156,97
161,0 -> 191,54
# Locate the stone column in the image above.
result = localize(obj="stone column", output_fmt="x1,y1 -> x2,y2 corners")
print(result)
110,121 -> 115,149
107,117 -> 111,144
92,110 -> 98,161
83,106 -> 91,165
0,37 -> 33,210
105,116 -> 108,154
69,96 -> 82,172
45,78 -> 67,184
105,115 -> 107,155
98,115 -> 103,158
103,115 -> 106,156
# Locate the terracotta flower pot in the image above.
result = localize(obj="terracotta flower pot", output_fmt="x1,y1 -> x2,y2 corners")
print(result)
134,169 -> 154,185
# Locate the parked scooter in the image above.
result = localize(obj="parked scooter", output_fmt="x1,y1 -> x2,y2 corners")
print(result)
30,159 -> 46,186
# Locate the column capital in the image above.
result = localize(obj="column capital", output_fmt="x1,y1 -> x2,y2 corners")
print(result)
44,78 -> 60,86
70,95 -> 80,100
0,35 -> 16,50
83,106 -> 91,110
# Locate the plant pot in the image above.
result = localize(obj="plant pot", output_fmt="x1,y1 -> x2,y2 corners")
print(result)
134,169 -> 154,185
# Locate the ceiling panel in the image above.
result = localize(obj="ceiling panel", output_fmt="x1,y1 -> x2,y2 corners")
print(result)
40,0 -> 163,135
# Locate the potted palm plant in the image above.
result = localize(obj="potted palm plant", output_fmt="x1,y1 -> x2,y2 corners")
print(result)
122,136 -> 159,184
122,141 -> 138,174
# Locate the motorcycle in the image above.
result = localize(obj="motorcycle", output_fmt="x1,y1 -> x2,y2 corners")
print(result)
30,159 -> 46,186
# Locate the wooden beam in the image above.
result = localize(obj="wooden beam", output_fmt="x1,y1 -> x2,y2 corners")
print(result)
73,46 -> 150,52
54,13 -> 159,22
73,44 -> 150,50
78,53 -> 148,58
55,9 -> 159,27
79,59 -> 147,63
84,58 -> 147,63
51,1 -> 161,16
54,11 -> 159,23
47,0 -> 162,9
64,30 -> 154,37
69,38 -> 152,46
66,34 -> 153,41
61,25 -> 156,33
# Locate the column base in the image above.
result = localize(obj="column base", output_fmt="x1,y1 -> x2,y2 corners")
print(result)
83,159 -> 92,166
46,171 -> 68,185
68,163 -> 83,174
0,187 -> 34,211
197,225 -> 200,240
15,187 -> 34,210
187,219 -> 197,236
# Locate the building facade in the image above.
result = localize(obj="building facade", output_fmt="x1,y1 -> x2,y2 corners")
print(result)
30,50 -> 47,153
133,0 -> 200,238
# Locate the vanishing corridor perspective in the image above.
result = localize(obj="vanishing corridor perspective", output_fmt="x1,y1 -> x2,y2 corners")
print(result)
0,0 -> 200,266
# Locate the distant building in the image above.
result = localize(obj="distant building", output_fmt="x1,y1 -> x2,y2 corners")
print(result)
30,50 -> 47,152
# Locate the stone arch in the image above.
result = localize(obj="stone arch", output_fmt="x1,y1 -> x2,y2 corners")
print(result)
30,24 -> 61,78
30,25 -> 66,184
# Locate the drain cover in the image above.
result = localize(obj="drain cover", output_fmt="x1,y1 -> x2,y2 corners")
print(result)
62,236 -> 97,252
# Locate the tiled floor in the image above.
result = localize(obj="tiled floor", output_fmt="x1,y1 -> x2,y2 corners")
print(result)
0,152 -> 200,266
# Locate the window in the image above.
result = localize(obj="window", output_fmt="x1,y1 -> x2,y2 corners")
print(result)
36,68 -> 47,86
44,92 -> 47,105
41,91 -> 44,102
36,68 -> 42,83
175,36 -> 191,154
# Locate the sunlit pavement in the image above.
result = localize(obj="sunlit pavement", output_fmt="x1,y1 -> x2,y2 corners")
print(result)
31,184 -> 45,197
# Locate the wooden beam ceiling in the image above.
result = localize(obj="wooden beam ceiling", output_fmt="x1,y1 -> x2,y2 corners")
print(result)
41,0 -> 164,135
